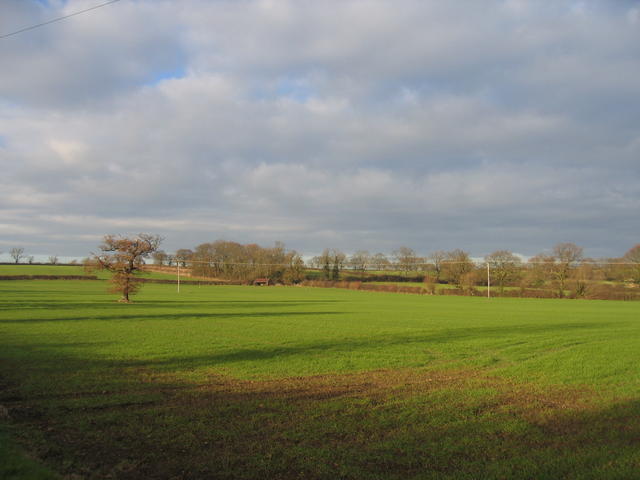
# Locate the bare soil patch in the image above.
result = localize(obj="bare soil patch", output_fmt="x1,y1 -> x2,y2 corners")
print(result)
4,367 -> 638,480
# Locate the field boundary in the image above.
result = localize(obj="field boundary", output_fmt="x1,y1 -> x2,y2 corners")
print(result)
133,278 -> 237,285
0,275 -> 98,281
301,279 -> 640,301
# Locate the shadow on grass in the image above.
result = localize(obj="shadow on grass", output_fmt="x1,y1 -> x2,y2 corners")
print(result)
0,299 -> 343,312
0,321 -> 609,375
2,342 -> 640,480
0,310 -> 345,324
0,317 -> 609,374
130,321 -> 609,370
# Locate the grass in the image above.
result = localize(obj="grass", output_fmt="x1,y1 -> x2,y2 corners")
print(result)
0,264 -> 181,281
0,428 -> 57,480
1,280 -> 640,478
0,265 -> 93,276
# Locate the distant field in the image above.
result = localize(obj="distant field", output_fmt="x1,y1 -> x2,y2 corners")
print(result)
1,280 -> 640,479
0,264 -> 93,276
0,264 -> 179,281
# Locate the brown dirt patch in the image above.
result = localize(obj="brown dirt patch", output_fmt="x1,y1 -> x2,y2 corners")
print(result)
4,368 -> 638,480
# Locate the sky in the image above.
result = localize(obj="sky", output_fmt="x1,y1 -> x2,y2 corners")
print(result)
1,0 -> 639,260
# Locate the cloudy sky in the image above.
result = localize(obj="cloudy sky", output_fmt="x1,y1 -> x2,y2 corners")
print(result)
1,0 -> 639,259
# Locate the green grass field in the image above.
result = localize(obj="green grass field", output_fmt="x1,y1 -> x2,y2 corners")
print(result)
0,264 -> 94,276
0,264 -> 182,281
1,279 -> 639,479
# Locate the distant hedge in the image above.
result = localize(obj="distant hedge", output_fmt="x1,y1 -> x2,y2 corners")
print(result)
342,274 -> 425,283
132,278 -> 238,285
0,275 -> 98,280
0,275 -> 236,285
0,263 -> 81,266
303,280 -> 428,295
301,280 -> 640,301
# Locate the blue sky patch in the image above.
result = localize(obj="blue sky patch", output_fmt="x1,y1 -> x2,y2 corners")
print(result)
275,77 -> 314,102
144,66 -> 187,86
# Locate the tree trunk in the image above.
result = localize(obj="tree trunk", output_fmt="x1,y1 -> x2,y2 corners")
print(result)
119,276 -> 131,303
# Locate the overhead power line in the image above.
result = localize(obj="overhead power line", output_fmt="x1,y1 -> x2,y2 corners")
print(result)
0,0 -> 122,39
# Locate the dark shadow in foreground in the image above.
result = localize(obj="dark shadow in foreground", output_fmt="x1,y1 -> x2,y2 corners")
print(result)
1,338 -> 639,480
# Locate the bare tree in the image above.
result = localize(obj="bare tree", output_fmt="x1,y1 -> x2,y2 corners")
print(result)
174,249 -> 194,267
485,250 -> 522,293
282,251 -> 305,284
427,250 -> 447,283
392,246 -> 418,275
314,248 -> 346,280
27,256 -> 35,264
601,257 -> 626,283
152,250 -> 168,266
321,250 -> 333,279
524,253 -> 555,288
348,250 -> 371,272
308,255 -> 322,269
10,247 -> 25,264
623,244 -> 640,284
316,249 -> 343,281
443,249 -> 473,287
570,260 -> 603,298
314,249 -> 330,280
189,240 -> 304,284
551,242 -> 583,297
48,255 -> 59,265
371,252 -> 390,271
331,249 -> 347,280
89,234 -> 162,303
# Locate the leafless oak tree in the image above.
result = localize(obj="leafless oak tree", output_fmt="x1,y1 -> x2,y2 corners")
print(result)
392,246 -> 418,275
443,249 -> 473,286
427,251 -> 447,283
348,250 -> 371,272
485,250 -> 522,293
551,242 -> 583,297
371,253 -> 390,271
174,249 -> 194,267
89,234 -> 162,303
10,247 -> 25,264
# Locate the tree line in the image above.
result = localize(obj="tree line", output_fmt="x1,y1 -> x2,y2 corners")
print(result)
151,241 -> 640,298
7,234 -> 637,303
152,240 -> 306,285
2,247 -> 61,265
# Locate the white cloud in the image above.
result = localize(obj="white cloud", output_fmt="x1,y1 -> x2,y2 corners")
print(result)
0,0 -> 638,257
